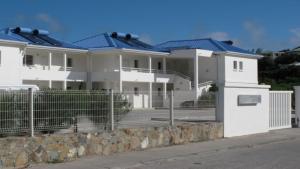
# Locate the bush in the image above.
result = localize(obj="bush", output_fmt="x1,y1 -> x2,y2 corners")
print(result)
0,90 -> 132,135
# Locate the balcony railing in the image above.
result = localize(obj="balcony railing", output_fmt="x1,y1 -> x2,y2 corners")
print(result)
122,67 -> 191,80
23,65 -> 73,71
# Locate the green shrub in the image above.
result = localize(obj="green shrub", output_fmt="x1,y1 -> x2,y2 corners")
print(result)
0,90 -> 132,135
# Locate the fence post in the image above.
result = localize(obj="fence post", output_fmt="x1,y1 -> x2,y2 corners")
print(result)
110,90 -> 114,131
28,88 -> 34,137
169,90 -> 174,126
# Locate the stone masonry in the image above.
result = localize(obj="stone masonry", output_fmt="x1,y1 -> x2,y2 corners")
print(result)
0,122 -> 223,169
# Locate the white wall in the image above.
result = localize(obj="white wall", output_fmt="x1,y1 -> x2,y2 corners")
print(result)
91,54 -> 119,72
217,85 -> 270,137
224,55 -> 258,84
123,82 -> 150,108
0,44 -> 23,85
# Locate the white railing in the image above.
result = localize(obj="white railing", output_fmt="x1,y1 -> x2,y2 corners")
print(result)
122,67 -> 191,80
23,65 -> 73,71
122,67 -> 151,73
269,91 -> 293,130
23,65 -> 48,70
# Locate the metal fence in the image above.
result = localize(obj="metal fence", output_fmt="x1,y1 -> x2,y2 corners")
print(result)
269,91 -> 293,130
0,89 -> 216,137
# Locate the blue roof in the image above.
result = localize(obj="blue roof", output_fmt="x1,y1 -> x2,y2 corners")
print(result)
73,32 -> 159,52
0,33 -> 25,42
0,27 -> 86,50
155,38 -> 254,55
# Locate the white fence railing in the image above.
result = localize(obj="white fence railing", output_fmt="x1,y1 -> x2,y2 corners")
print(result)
269,91 -> 293,130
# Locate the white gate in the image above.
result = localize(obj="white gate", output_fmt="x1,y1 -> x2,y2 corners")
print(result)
269,91 -> 293,130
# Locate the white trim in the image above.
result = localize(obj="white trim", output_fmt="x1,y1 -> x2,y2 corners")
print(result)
0,40 -> 27,46
214,51 -> 263,59
26,44 -> 88,53
89,47 -> 170,56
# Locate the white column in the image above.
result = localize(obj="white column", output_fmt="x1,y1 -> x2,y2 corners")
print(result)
149,82 -> 152,108
63,53 -> 67,71
86,55 -> 92,90
163,82 -> 167,107
48,80 -> 52,89
63,80 -> 67,90
48,52 -> 52,70
163,57 -> 166,73
119,54 -> 122,72
194,55 -> 199,93
148,56 -> 152,73
119,54 -> 123,92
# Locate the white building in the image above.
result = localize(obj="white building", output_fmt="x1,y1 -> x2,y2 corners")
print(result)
0,27 -> 262,109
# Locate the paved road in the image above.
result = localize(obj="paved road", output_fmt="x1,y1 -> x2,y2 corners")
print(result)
30,128 -> 300,169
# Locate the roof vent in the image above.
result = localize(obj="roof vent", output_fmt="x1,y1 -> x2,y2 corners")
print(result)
14,27 -> 32,34
111,32 -> 126,38
125,33 -> 139,40
32,29 -> 49,36
222,40 -> 233,45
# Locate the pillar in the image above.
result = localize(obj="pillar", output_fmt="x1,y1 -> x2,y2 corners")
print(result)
63,80 -> 67,90
63,53 -> 67,71
163,57 -> 166,73
119,54 -> 123,92
163,82 -> 167,107
119,54 -> 122,72
48,52 -> 52,70
86,54 -> 93,90
148,56 -> 152,73
48,80 -> 52,89
149,82 -> 152,108
194,55 -> 199,92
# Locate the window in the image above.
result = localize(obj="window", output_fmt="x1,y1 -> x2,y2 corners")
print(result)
233,61 -> 237,70
23,55 -> 33,66
67,58 -> 73,67
157,88 -> 161,96
239,61 -> 243,71
158,62 -> 162,70
134,87 -> 139,95
134,60 -> 139,68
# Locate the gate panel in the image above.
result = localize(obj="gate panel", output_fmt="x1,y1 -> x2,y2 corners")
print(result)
269,91 -> 292,130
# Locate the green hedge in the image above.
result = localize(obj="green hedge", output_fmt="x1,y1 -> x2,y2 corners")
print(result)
0,90 -> 132,135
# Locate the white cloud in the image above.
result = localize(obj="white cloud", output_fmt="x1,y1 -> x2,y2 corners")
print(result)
243,21 -> 265,43
35,13 -> 65,33
139,34 -> 153,44
208,32 -> 229,41
289,28 -> 300,46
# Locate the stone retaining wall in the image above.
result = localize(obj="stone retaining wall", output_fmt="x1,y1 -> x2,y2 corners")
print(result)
0,123 -> 223,168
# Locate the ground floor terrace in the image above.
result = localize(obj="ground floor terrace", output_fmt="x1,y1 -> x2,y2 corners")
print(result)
22,80 -> 213,109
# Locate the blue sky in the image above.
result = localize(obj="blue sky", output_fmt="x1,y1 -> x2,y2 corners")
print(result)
1,0 -> 300,51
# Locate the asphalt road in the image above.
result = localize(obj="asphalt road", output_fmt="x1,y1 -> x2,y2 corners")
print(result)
30,128 -> 300,169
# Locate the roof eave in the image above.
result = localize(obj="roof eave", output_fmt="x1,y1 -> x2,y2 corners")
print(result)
89,47 -> 170,56
214,51 -> 262,59
26,44 -> 88,53
0,39 -> 28,46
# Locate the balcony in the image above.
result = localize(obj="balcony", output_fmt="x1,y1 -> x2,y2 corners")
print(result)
121,67 -> 191,84
22,65 -> 87,81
